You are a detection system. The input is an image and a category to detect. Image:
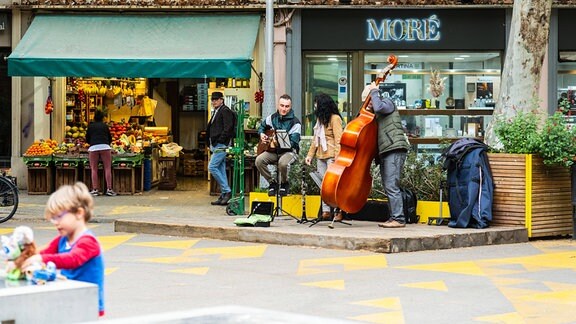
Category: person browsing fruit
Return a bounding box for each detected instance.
[86,110,117,197]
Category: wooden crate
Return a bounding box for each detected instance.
[158,157,177,190]
[27,166,54,195]
[113,166,137,195]
[488,153,573,238]
[55,167,80,189]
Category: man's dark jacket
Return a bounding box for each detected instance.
[207,104,235,146]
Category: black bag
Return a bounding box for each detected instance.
[401,188,419,224]
[346,200,390,222]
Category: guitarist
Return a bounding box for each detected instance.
[255,94,301,197]
[363,81,410,228]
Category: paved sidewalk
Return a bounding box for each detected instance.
[13,187,529,253]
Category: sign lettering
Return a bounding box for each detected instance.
[367,15,440,42]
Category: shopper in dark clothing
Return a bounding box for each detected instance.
[206,91,235,206]
[86,110,117,197]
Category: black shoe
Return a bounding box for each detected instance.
[279,182,289,196]
[211,194,223,205]
[267,182,278,196]
[219,192,232,205]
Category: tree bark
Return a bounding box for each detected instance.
[484,0,552,148]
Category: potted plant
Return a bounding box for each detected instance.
[490,108,576,237]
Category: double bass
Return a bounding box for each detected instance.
[321,54,398,213]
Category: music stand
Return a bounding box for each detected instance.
[270,130,299,222]
[307,170,352,228]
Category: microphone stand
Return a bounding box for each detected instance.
[297,163,313,224]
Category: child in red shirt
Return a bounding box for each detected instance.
[24,182,105,316]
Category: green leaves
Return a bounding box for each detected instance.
[495,110,576,167]
[535,112,576,167]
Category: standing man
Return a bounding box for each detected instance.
[363,82,410,228]
[255,94,301,196]
[207,91,235,206]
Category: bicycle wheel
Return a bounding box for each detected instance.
[0,176,18,223]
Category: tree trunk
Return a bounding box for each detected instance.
[484,0,552,148]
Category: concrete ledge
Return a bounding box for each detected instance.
[114,220,529,253]
[0,279,99,323]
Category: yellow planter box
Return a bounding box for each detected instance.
[417,201,450,224]
[248,192,322,218]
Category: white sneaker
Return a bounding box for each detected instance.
[105,189,118,197]
[89,189,100,196]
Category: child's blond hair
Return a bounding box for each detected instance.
[44,182,94,222]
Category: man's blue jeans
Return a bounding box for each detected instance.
[380,150,407,223]
[209,143,231,194]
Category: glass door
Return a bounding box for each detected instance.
[303,53,352,136]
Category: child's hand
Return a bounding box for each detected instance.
[22,254,42,269]
[305,157,312,165]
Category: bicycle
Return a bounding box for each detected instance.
[0,170,19,223]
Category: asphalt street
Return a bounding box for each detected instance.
[1,220,575,323]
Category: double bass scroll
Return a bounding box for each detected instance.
[320,54,398,214]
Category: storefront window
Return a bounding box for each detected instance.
[557,54,576,110]
[364,52,501,109]
[303,53,351,136]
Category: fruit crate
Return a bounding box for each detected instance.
[158,157,177,190]
[23,155,53,167]
[27,165,54,195]
[113,163,143,195]
[53,154,82,189]
[112,153,144,168]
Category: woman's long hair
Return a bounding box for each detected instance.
[314,93,341,127]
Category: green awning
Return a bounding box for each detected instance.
[8,14,260,78]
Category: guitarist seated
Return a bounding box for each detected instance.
[255,94,301,197]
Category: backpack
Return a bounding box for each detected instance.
[401,187,419,224]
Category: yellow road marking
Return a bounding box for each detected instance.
[170,267,210,275]
[140,256,209,264]
[98,235,136,251]
[182,245,267,259]
[398,261,486,276]
[0,228,12,234]
[128,239,200,250]
[105,267,118,275]
[107,206,164,215]
[401,280,448,292]
[349,311,404,324]
[300,279,345,290]
[474,312,524,323]
[297,255,387,276]
[352,297,402,310]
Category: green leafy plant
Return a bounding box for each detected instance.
[535,112,576,167]
[494,107,576,167]
[399,150,447,201]
[493,108,540,154]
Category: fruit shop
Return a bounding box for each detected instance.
[11,14,262,194]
